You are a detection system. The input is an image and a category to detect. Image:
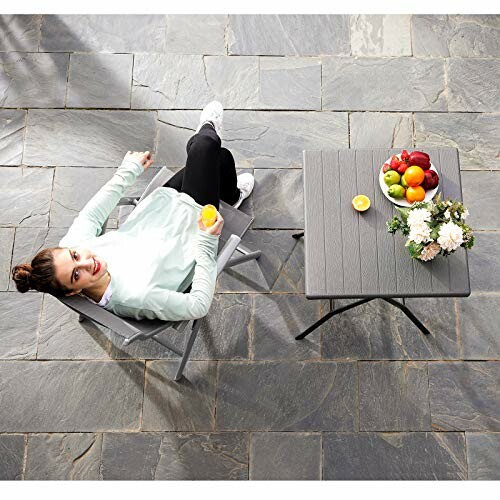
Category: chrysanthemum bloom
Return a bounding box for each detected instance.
[437,222,464,252]
[420,242,441,261]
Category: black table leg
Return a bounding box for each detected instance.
[382,298,431,336]
[292,232,304,239]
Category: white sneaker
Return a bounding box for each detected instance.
[233,173,254,209]
[196,101,223,138]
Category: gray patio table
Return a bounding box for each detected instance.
[294,148,471,340]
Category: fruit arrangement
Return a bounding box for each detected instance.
[382,150,439,205]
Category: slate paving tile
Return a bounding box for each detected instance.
[24,110,156,167]
[462,171,500,230]
[101,432,248,480]
[349,113,413,149]
[272,237,305,293]
[249,432,321,480]
[457,295,500,359]
[40,14,169,53]
[467,433,500,480]
[412,15,500,57]
[323,432,467,480]
[165,15,226,55]
[252,295,322,361]
[468,232,500,292]
[359,361,431,431]
[0,52,68,108]
[228,15,350,56]
[0,292,41,359]
[429,362,500,431]
[0,434,24,480]
[0,228,15,290]
[0,167,53,228]
[447,59,500,112]
[350,15,412,56]
[25,433,102,480]
[322,298,460,360]
[67,54,133,109]
[216,361,357,431]
[414,112,500,170]
[0,360,144,432]
[0,14,42,52]
[142,361,217,431]
[0,109,26,165]
[259,57,321,110]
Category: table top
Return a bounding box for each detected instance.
[303,148,470,299]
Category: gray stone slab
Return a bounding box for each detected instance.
[349,113,413,149]
[457,295,500,359]
[216,361,357,431]
[228,15,350,56]
[0,109,25,165]
[0,167,53,228]
[359,361,431,431]
[467,433,500,480]
[0,228,14,290]
[259,57,321,110]
[429,362,500,431]
[166,15,227,55]
[67,54,133,109]
[412,15,500,57]
[253,169,303,229]
[462,171,500,229]
[217,230,297,293]
[323,57,446,111]
[25,433,102,480]
[101,432,248,480]
[350,15,412,56]
[447,59,500,112]
[252,295,322,361]
[250,432,321,480]
[24,110,156,167]
[40,14,169,53]
[0,434,24,480]
[323,432,467,480]
[38,294,112,360]
[272,238,305,293]
[0,360,144,431]
[0,52,68,108]
[468,233,500,292]
[415,113,500,170]
[156,110,348,168]
[0,14,41,52]
[0,292,41,359]
[322,298,460,360]
[142,361,217,431]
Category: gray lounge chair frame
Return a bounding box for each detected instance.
[58,166,260,381]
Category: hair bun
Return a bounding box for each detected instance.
[12,264,33,293]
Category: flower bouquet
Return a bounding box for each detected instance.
[386,195,475,261]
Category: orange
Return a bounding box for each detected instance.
[403,166,425,187]
[201,204,217,227]
[352,195,371,212]
[406,186,426,204]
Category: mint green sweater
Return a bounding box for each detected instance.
[58,157,219,322]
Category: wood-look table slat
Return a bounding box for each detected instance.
[303,148,471,299]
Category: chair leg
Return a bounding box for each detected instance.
[78,314,85,323]
[174,320,202,382]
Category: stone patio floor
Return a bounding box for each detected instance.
[0,14,499,480]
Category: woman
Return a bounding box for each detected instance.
[11,101,254,322]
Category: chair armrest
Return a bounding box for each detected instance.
[216,234,241,276]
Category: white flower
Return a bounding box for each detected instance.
[444,209,451,220]
[409,222,432,244]
[408,208,431,228]
[420,242,441,261]
[461,208,469,220]
[437,222,464,252]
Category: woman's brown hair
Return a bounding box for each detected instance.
[11,247,72,297]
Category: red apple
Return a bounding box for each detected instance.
[421,170,439,190]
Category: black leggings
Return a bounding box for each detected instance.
[164,123,240,209]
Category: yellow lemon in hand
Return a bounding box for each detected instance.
[352,195,371,212]
[201,204,217,227]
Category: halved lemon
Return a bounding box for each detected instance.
[352,195,371,212]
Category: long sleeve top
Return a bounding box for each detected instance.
[58,157,219,322]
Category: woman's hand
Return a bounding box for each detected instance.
[125,151,153,169]
[198,211,224,236]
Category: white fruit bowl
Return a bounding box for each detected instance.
[379,154,440,207]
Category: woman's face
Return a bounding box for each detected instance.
[52,247,108,295]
